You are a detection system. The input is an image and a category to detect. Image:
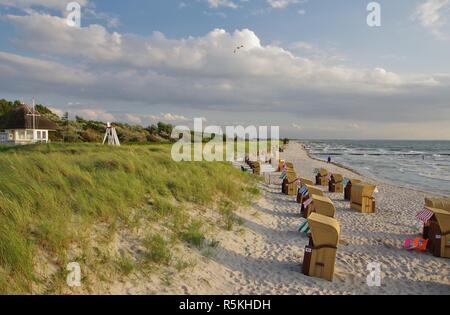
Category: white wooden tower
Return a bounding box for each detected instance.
[103,122,120,146]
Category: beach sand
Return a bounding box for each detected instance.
[106,141,450,295]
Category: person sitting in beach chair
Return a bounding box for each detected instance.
[350,183,377,214]
[344,178,362,201]
[310,195,336,218]
[329,174,344,193]
[315,168,329,186]
[302,213,340,282]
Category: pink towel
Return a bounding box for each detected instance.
[303,198,313,207]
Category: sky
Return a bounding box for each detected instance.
[0,0,449,139]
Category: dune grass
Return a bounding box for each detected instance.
[0,143,258,293]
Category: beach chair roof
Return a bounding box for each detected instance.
[425,198,450,213]
[305,184,324,197]
[300,177,314,186]
[308,213,340,247]
[332,174,344,182]
[311,194,336,218]
[352,183,376,197]
[286,162,294,169]
[319,168,328,176]
[429,207,450,234]
[349,178,362,184]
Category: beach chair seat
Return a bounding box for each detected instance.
[344,178,361,201]
[302,213,340,281]
[315,168,329,186]
[301,185,325,218]
[350,183,376,214]
[329,174,344,193]
[422,198,450,239]
[426,207,450,258]
[310,195,336,218]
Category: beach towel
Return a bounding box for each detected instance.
[303,198,313,207]
[416,207,434,223]
[298,220,310,234]
[404,237,428,252]
[299,186,308,195]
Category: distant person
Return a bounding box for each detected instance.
[327,156,332,164]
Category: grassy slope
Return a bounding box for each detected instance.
[0,144,258,293]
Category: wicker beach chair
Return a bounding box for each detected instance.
[344,178,362,201]
[296,178,315,203]
[302,213,340,281]
[310,195,336,218]
[329,174,344,193]
[350,183,377,214]
[301,185,325,218]
[315,168,329,186]
[422,198,450,239]
[425,207,450,258]
[252,161,261,176]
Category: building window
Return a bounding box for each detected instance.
[36,131,42,140]
[18,130,26,140]
[27,130,33,140]
[42,131,47,140]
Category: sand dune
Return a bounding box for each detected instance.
[109,142,450,295]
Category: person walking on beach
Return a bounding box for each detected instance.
[327,156,331,164]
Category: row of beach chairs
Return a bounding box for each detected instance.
[280,163,341,281]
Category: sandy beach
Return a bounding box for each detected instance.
[105,141,449,295]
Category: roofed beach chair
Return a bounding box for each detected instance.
[302,213,340,281]
[315,168,330,186]
[425,208,450,258]
[329,174,344,193]
[344,178,361,201]
[281,162,299,196]
[350,183,377,214]
[310,195,336,218]
[422,198,450,239]
[296,178,315,203]
[300,184,325,218]
[251,161,261,176]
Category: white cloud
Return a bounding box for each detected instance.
[0,11,449,139]
[148,113,190,123]
[206,0,239,9]
[267,0,299,9]
[413,0,450,39]
[0,0,89,11]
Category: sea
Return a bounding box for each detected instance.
[303,140,450,196]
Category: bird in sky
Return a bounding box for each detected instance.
[234,45,244,53]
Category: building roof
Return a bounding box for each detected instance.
[0,105,59,130]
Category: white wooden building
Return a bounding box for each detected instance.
[0,105,58,145]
